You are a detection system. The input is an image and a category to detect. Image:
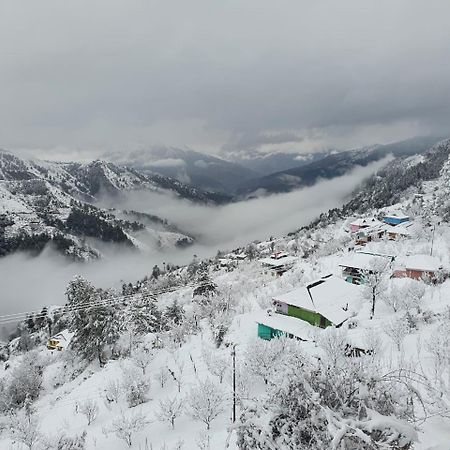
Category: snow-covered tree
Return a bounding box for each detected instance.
[403,280,426,312]
[66,276,122,366]
[186,378,226,430]
[157,396,184,429]
[317,328,348,369]
[43,431,87,449]
[123,368,150,407]
[208,310,232,348]
[1,352,43,411]
[129,296,163,336]
[154,366,169,388]
[362,257,390,318]
[202,346,229,383]
[236,354,418,449]
[385,318,409,351]
[109,411,148,447]
[167,353,185,393]
[79,399,99,426]
[381,282,404,313]
[104,379,122,404]
[244,338,288,384]
[164,299,184,327]
[8,407,42,450]
[130,344,153,375]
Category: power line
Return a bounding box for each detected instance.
[0,283,193,326]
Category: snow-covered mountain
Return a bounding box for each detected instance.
[236,136,443,197]
[105,147,258,193]
[0,151,208,259]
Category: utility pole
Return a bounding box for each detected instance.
[232,344,237,423]
[430,223,436,256]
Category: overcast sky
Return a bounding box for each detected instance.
[1,1,450,159]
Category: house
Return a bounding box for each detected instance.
[339,251,395,284]
[383,224,412,240]
[256,310,316,341]
[271,275,361,328]
[354,224,385,246]
[349,217,382,233]
[218,258,237,269]
[47,329,74,351]
[259,252,297,275]
[393,254,442,282]
[225,252,247,261]
[383,211,410,226]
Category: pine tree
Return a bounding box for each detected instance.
[152,265,161,279]
[164,299,184,327]
[66,276,121,365]
[25,315,35,333]
[129,296,163,335]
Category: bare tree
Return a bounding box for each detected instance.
[317,328,348,369]
[130,344,154,375]
[104,379,122,404]
[154,366,169,388]
[109,411,148,447]
[123,369,150,407]
[195,432,212,450]
[157,396,184,429]
[362,257,390,318]
[167,353,184,393]
[403,280,426,312]
[79,399,99,425]
[380,283,403,313]
[8,407,42,449]
[244,337,287,384]
[186,378,225,430]
[202,346,229,383]
[385,318,408,351]
[41,431,87,449]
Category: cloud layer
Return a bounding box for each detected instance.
[1,1,450,156]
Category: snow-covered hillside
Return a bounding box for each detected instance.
[1,141,450,449]
[0,151,201,259]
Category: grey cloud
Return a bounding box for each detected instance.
[222,132,305,153]
[0,1,450,155]
[148,158,186,168]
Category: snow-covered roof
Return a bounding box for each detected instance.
[339,251,394,271]
[256,311,317,341]
[382,224,412,236]
[259,255,297,268]
[349,218,383,227]
[383,211,409,220]
[270,251,290,259]
[396,254,442,272]
[50,329,74,344]
[273,275,361,325]
[226,252,247,260]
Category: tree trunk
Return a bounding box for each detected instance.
[371,286,376,319]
